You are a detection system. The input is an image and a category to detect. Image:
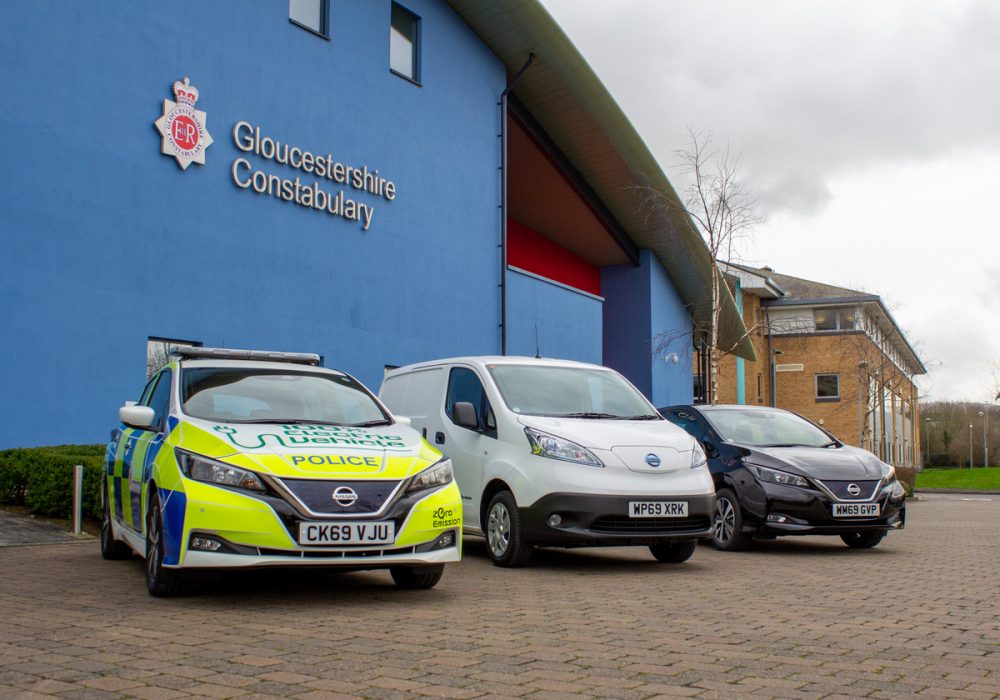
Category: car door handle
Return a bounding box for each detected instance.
[435,432,445,445]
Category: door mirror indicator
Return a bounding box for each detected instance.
[453,401,479,430]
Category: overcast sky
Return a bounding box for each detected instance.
[540,0,1000,404]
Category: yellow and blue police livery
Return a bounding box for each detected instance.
[102,347,461,596]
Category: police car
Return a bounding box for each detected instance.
[102,347,461,596]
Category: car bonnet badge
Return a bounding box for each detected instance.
[332,486,359,507]
[645,453,662,468]
[847,483,862,496]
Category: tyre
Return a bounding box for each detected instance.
[390,564,445,590]
[649,539,697,563]
[485,491,532,567]
[145,491,184,597]
[840,530,886,549]
[100,486,132,560]
[712,488,749,551]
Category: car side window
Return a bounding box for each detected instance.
[445,367,496,438]
[666,409,708,444]
[137,376,158,405]
[144,370,172,433]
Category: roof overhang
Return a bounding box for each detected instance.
[447,0,755,361]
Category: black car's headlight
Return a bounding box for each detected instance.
[175,448,266,492]
[880,463,897,484]
[747,464,809,488]
[405,458,453,495]
[525,427,603,467]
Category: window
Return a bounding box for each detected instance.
[757,373,763,403]
[664,409,709,444]
[143,371,173,433]
[816,373,840,401]
[390,3,420,83]
[289,0,328,38]
[814,307,856,331]
[446,368,496,436]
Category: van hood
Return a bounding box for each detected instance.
[518,415,698,473]
[174,418,437,479]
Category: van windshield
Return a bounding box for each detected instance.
[486,365,659,419]
[181,368,389,426]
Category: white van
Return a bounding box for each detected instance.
[379,356,715,567]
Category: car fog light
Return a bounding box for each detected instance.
[547,514,562,527]
[766,514,788,523]
[432,530,457,550]
[190,536,223,552]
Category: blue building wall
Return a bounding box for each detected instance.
[506,270,603,364]
[602,251,693,408]
[0,1,506,447]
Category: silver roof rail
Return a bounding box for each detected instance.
[168,346,321,366]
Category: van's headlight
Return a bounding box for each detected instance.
[525,427,603,467]
[175,449,266,492]
[690,443,708,469]
[747,464,809,488]
[405,459,453,495]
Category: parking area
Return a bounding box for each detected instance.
[1,498,999,699]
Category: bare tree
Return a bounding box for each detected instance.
[667,130,764,404]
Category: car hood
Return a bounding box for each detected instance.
[742,443,883,480]
[172,417,439,479]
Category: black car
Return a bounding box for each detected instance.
[658,404,906,550]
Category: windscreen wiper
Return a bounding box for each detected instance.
[556,412,622,419]
[624,414,662,420]
[240,418,345,425]
[348,419,393,427]
[758,443,815,448]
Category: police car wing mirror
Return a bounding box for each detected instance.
[120,404,155,429]
[394,415,412,426]
[453,402,479,430]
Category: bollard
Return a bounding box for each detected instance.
[73,464,83,535]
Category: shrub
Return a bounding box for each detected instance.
[0,445,105,519]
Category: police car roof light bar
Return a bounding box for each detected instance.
[169,346,321,366]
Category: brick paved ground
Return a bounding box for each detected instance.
[1,498,998,699]
[0,510,86,547]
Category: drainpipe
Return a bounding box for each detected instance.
[498,53,535,355]
[765,305,776,406]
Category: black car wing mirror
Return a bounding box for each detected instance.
[702,440,719,458]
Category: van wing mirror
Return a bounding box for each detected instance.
[394,415,412,426]
[453,401,479,430]
[120,404,155,429]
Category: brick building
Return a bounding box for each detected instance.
[706,263,926,476]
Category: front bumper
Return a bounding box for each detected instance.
[518,492,715,547]
[748,480,906,537]
[172,479,462,569]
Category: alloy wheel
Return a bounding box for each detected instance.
[714,497,736,545]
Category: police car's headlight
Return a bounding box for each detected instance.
[175,449,266,492]
[405,459,453,495]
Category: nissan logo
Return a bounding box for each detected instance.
[645,453,662,468]
[332,486,358,507]
[847,483,862,497]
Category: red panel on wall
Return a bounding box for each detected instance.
[508,219,601,296]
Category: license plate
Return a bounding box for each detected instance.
[298,521,395,546]
[832,503,880,518]
[629,501,688,518]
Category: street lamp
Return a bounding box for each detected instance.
[924,417,933,468]
[969,422,974,469]
[979,409,990,468]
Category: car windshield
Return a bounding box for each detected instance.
[486,364,658,419]
[180,368,389,425]
[702,408,833,447]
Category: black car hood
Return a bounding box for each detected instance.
[742,444,883,480]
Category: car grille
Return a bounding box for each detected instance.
[590,515,711,535]
[277,478,401,515]
[816,479,880,501]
